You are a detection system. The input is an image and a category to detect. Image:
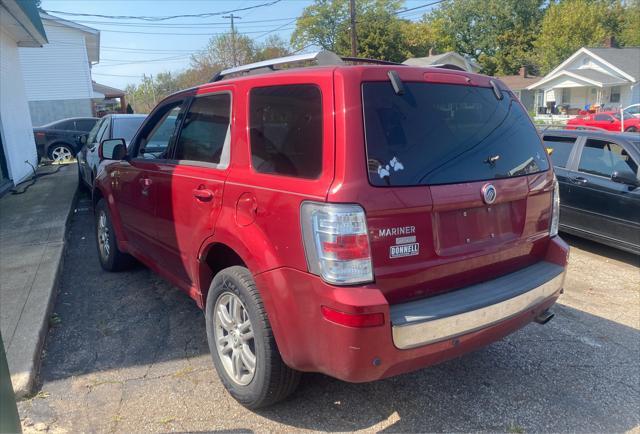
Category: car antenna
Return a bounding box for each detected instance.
[387,70,405,95]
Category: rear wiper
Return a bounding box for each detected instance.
[484,154,500,166]
[387,70,405,95]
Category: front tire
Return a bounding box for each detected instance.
[625,126,638,132]
[95,198,133,271]
[205,266,300,409]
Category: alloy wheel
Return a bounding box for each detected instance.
[51,146,73,163]
[214,292,256,385]
[97,210,110,259]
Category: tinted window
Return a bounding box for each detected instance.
[363,82,549,186]
[139,106,182,159]
[250,85,322,178]
[543,136,576,168]
[86,118,104,145]
[175,94,230,164]
[594,114,612,121]
[76,119,98,132]
[53,120,75,130]
[578,139,639,178]
[94,119,110,144]
[113,117,145,144]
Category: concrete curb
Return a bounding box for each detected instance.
[15,189,78,399]
[0,164,78,399]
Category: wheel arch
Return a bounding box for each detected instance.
[197,241,248,308]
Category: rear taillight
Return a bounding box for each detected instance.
[300,202,373,285]
[321,306,384,327]
[550,176,560,237]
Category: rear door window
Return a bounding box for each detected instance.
[543,136,576,168]
[113,117,145,144]
[362,82,549,186]
[76,119,98,132]
[249,84,322,179]
[174,93,231,165]
[578,139,639,178]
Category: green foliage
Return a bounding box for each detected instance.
[534,0,620,74]
[290,0,350,52]
[125,33,290,113]
[618,0,640,46]
[425,0,545,75]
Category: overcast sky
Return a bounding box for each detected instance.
[40,0,433,90]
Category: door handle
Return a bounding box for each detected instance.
[193,188,214,201]
[139,177,152,196]
[570,176,588,185]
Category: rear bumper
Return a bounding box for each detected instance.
[254,236,569,383]
[391,261,565,349]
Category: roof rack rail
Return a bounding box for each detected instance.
[210,50,343,82]
[209,50,464,82]
[430,63,467,71]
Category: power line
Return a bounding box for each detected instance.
[43,1,282,21]
[67,17,299,28]
[253,19,296,39]
[45,22,294,36]
[395,0,447,15]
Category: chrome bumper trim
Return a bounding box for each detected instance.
[391,270,565,350]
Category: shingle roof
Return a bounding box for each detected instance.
[92,81,125,98]
[571,68,628,85]
[496,74,540,90]
[587,48,640,81]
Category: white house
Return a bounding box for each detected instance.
[403,49,481,73]
[528,45,640,115]
[18,12,99,126]
[0,0,47,188]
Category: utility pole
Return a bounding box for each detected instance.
[223,14,241,67]
[349,0,357,57]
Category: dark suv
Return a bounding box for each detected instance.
[92,52,568,409]
[542,129,640,253]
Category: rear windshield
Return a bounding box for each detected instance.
[362,82,549,186]
[113,117,145,144]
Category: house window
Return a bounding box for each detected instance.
[610,86,621,103]
[562,88,571,103]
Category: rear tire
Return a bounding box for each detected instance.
[48,143,75,163]
[625,126,637,132]
[94,198,134,271]
[205,266,300,409]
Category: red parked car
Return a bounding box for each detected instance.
[92,52,568,409]
[567,111,640,132]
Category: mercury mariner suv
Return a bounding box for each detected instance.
[93,51,569,409]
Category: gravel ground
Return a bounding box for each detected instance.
[18,192,640,433]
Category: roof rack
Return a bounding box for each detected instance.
[209,50,411,82]
[209,50,467,82]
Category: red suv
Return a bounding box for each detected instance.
[93,52,569,409]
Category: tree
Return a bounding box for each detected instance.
[534,0,611,74]
[254,35,290,61]
[424,0,545,75]
[618,0,640,46]
[192,33,256,70]
[290,0,350,52]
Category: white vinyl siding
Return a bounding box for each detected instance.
[0,27,39,183]
[18,21,94,101]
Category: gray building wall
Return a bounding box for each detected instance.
[28,98,93,126]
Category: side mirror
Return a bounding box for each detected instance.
[611,170,640,188]
[99,138,127,161]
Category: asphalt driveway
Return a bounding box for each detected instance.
[18,190,640,433]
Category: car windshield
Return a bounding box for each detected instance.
[113,117,146,144]
[362,81,549,186]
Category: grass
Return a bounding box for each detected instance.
[507,423,525,433]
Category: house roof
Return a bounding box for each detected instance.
[92,81,125,98]
[571,68,628,85]
[403,51,481,71]
[586,48,640,81]
[39,12,100,63]
[528,47,640,90]
[496,74,540,91]
[0,0,47,46]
